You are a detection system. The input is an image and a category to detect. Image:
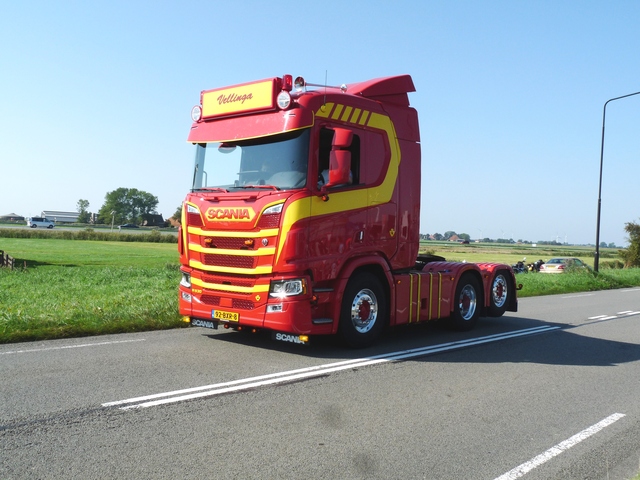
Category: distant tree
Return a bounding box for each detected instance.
[619,221,640,267]
[97,188,159,225]
[171,205,182,223]
[599,241,608,249]
[443,231,457,240]
[458,233,471,241]
[433,233,443,241]
[608,242,616,248]
[76,199,91,223]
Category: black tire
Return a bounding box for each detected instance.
[489,270,510,317]
[30,224,37,228]
[47,224,54,229]
[449,274,481,331]
[338,272,387,348]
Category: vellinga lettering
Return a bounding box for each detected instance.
[217,92,253,105]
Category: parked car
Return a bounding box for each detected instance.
[539,257,590,274]
[27,217,54,229]
[118,224,139,229]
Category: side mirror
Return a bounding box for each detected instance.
[326,150,351,187]
[319,128,353,195]
[332,128,353,149]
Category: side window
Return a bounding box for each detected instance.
[317,127,361,187]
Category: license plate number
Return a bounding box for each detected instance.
[212,309,239,322]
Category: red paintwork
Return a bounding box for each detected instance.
[178,75,517,339]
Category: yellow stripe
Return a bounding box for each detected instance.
[350,108,361,123]
[315,102,334,118]
[341,106,353,122]
[189,259,272,275]
[416,274,421,323]
[192,277,270,294]
[438,273,442,318]
[331,104,344,120]
[188,243,275,256]
[409,274,414,323]
[187,227,278,238]
[429,274,433,321]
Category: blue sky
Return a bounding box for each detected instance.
[1,1,639,246]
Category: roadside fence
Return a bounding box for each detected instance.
[0,250,17,270]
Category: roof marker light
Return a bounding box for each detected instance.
[282,74,293,92]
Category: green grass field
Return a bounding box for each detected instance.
[1,234,639,344]
[0,237,184,343]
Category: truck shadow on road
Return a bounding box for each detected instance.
[202,314,640,368]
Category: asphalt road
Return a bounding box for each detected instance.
[1,289,640,479]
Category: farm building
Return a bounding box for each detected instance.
[41,211,80,223]
[0,213,25,222]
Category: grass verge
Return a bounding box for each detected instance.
[0,238,184,343]
[1,237,639,344]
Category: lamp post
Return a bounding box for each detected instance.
[594,90,640,272]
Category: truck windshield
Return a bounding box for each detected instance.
[192,129,310,191]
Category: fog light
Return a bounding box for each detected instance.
[181,292,192,302]
[267,304,283,313]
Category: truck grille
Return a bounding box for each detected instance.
[200,294,254,310]
[203,255,255,269]
[187,213,203,227]
[257,214,280,229]
[203,237,252,250]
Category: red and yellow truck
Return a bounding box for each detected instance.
[178,74,518,347]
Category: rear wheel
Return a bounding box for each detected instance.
[339,272,387,348]
[489,271,510,317]
[449,274,481,331]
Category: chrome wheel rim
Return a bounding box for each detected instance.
[458,284,477,321]
[492,274,508,308]
[350,288,378,333]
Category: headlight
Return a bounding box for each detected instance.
[180,272,191,288]
[277,91,291,109]
[269,278,307,298]
[263,203,283,215]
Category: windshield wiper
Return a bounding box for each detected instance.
[192,187,229,193]
[235,185,281,191]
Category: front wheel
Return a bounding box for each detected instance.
[489,271,510,317]
[338,272,387,348]
[448,274,481,331]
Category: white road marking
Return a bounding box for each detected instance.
[586,312,640,322]
[0,339,146,355]
[494,413,626,480]
[104,326,559,410]
[561,293,595,299]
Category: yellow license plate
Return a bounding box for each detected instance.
[212,309,239,322]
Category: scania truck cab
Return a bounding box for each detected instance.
[178,74,517,347]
